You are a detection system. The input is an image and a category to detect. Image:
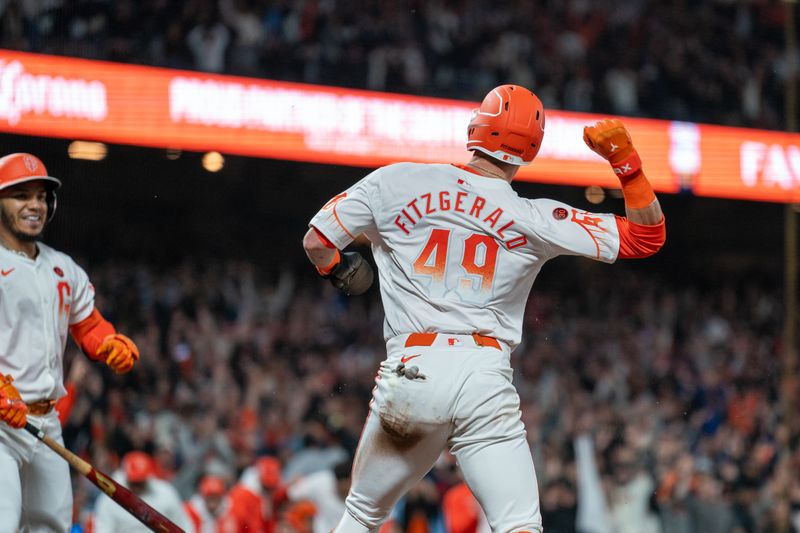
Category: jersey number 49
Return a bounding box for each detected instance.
[412,228,499,301]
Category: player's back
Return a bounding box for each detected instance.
[367,162,552,348]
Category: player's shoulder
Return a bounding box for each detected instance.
[526,197,574,213]
[512,197,577,230]
[381,161,441,172]
[371,163,456,192]
[376,162,452,179]
[37,242,76,267]
[38,243,88,275]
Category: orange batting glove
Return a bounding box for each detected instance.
[96,334,140,374]
[583,119,642,180]
[0,374,28,428]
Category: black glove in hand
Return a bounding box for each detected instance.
[329,252,374,296]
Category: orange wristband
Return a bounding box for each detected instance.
[610,149,642,178]
[316,249,341,276]
[619,170,656,209]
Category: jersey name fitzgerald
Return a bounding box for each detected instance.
[310,162,621,348]
[392,187,526,250]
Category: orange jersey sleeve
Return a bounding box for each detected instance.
[69,307,116,361]
[615,216,666,259]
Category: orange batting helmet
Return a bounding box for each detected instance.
[0,153,61,221]
[257,456,281,488]
[122,451,154,483]
[466,85,546,166]
[199,475,227,497]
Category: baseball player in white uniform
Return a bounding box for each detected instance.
[0,153,140,532]
[302,85,666,533]
[93,451,192,533]
[286,460,351,533]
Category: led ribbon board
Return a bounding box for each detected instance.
[1,49,798,203]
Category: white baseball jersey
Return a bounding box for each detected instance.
[186,493,229,533]
[0,242,95,400]
[287,469,346,533]
[310,162,621,348]
[94,476,192,533]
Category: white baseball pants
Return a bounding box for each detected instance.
[334,333,542,533]
[0,411,72,533]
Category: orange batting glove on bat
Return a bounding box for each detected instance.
[0,374,28,428]
[583,119,642,181]
[96,334,139,374]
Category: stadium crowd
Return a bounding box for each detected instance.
[3,0,799,531]
[54,258,798,533]
[0,0,791,130]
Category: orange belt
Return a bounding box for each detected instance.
[26,399,56,416]
[405,332,502,350]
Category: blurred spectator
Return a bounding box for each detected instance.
[607,445,660,533]
[441,480,489,533]
[286,458,351,533]
[279,500,317,533]
[46,256,795,533]
[186,4,230,73]
[219,0,263,75]
[185,474,230,533]
[94,451,192,533]
[225,456,287,533]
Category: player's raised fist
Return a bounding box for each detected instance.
[0,374,27,428]
[583,119,641,179]
[97,334,140,374]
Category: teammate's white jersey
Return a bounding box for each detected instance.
[186,493,228,533]
[0,242,94,400]
[287,469,346,533]
[310,162,621,348]
[94,476,192,533]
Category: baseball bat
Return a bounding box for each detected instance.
[23,422,184,533]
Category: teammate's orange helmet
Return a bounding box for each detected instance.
[256,456,281,488]
[0,153,61,220]
[466,85,545,166]
[199,475,227,497]
[122,451,154,483]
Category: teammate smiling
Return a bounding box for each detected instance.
[0,153,140,532]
